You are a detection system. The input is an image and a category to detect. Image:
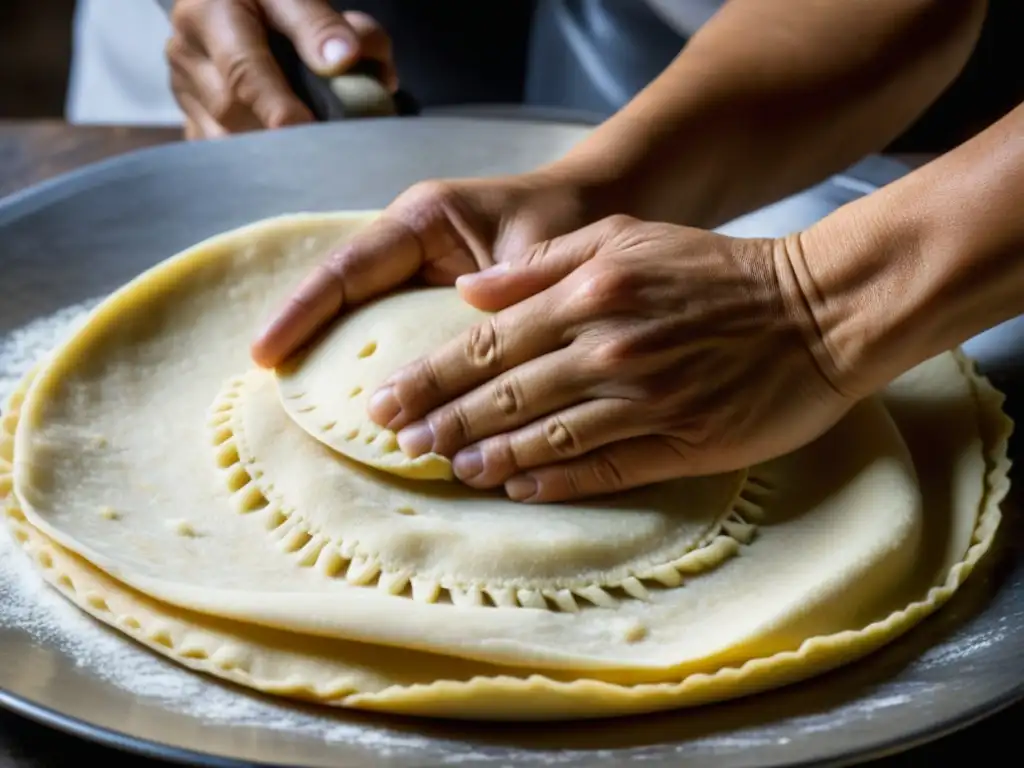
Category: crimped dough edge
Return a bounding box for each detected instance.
[0,346,1010,721]
[210,369,766,611]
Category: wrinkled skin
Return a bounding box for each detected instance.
[168,0,397,139]
[251,173,599,367]
[365,216,854,502]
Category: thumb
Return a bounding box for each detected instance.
[263,0,360,76]
[456,220,608,311]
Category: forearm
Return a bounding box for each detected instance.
[546,0,987,229]
[792,100,1024,396]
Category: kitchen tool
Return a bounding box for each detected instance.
[152,0,419,121]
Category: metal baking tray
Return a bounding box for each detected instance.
[0,116,1021,767]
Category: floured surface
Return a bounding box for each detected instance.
[0,345,1011,719]
[0,305,1013,738]
[0,211,1011,720]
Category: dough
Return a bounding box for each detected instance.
[276,287,491,480]
[2,348,1008,719]
[1,212,1011,719]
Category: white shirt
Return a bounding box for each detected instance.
[66,0,183,125]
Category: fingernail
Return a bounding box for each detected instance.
[321,38,351,68]
[505,475,538,501]
[453,449,483,481]
[456,262,510,288]
[368,387,401,426]
[479,262,512,276]
[398,422,434,458]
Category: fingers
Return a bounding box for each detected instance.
[392,347,593,460]
[342,12,399,91]
[195,0,313,129]
[506,435,689,503]
[175,90,230,139]
[371,216,626,435]
[251,216,426,368]
[368,288,571,435]
[252,180,480,368]
[451,398,644,488]
[455,216,614,311]
[168,36,259,134]
[261,0,360,75]
[170,1,398,135]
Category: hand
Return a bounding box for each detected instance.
[367,215,856,502]
[168,0,396,139]
[250,172,601,367]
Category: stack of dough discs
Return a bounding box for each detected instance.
[0,212,1011,720]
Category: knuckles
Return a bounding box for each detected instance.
[491,375,525,416]
[168,0,198,33]
[586,454,626,492]
[164,36,192,68]
[222,50,264,98]
[541,416,580,457]
[389,179,465,239]
[464,318,502,370]
[567,259,642,318]
[473,434,522,485]
[393,356,443,404]
[396,179,461,218]
[428,405,474,454]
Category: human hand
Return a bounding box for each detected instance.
[251,172,600,367]
[367,215,857,502]
[168,0,396,139]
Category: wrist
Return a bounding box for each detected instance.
[774,199,932,400]
[788,108,1024,399]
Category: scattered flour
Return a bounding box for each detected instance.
[0,303,428,753]
[916,627,1008,669]
[0,302,1005,766]
[0,302,590,765]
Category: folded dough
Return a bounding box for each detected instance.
[276,287,490,480]
[2,212,1011,719]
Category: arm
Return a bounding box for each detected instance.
[788,100,1024,397]
[546,0,988,229]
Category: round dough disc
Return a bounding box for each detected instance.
[8,212,987,681]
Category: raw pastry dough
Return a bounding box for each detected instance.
[1,348,1009,719]
[0,211,1011,720]
[232,367,751,598]
[276,287,491,480]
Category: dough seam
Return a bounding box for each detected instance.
[278,385,452,479]
[209,373,769,612]
[1,347,1011,720]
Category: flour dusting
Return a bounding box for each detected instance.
[0,302,1000,766]
[0,303,606,765]
[0,302,439,758]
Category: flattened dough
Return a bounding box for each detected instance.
[276,288,490,480]
[4,208,1011,708]
[1,342,1009,719]
[9,213,939,676]
[235,366,749,594]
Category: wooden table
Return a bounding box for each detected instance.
[0,120,1018,767]
[0,121,183,198]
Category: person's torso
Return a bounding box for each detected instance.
[66,0,714,123]
[67,0,1020,155]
